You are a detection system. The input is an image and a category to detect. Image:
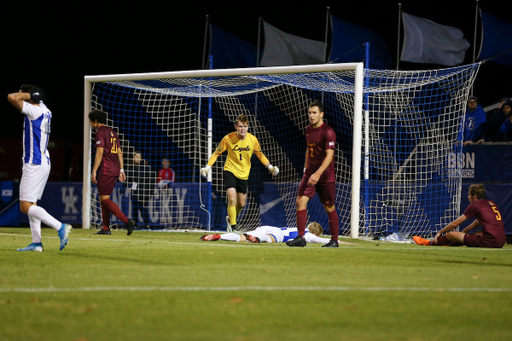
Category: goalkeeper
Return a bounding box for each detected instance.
[201,114,279,233]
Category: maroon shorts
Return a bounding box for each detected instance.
[463,233,505,248]
[297,176,336,206]
[97,174,118,196]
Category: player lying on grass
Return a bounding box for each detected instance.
[200,222,355,245]
[413,184,506,248]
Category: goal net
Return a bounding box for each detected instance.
[83,62,480,239]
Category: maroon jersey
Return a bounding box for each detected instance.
[305,122,336,183]
[95,125,121,176]
[463,199,506,246]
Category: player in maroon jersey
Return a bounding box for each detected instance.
[287,100,340,248]
[413,184,506,248]
[89,110,134,235]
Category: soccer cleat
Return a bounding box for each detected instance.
[58,223,72,251]
[413,236,431,246]
[17,242,44,252]
[322,240,339,248]
[95,229,111,235]
[200,234,221,241]
[244,234,260,243]
[126,219,135,236]
[286,236,307,247]
[225,216,232,233]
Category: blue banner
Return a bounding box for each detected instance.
[329,15,392,69]
[460,144,512,182]
[479,10,512,68]
[0,181,19,226]
[209,24,258,69]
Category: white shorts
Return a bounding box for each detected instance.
[20,163,51,202]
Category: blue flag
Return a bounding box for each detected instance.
[329,15,392,69]
[209,25,258,69]
[479,10,512,68]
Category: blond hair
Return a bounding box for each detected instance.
[235,114,249,126]
[306,222,323,236]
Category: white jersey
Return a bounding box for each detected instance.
[21,101,52,165]
[250,226,329,244]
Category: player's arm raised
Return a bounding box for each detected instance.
[7,92,31,112]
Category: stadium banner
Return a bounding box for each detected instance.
[10,180,512,235]
[0,181,19,226]
[18,182,83,225]
[460,145,512,181]
[260,21,326,66]
[329,15,392,69]
[478,10,512,68]
[401,12,469,66]
[209,24,259,69]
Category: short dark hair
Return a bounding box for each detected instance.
[309,100,325,113]
[20,84,38,94]
[88,110,108,124]
[468,184,486,199]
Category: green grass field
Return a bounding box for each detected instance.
[1,227,511,341]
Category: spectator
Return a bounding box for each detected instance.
[463,96,486,146]
[500,107,512,141]
[157,158,175,188]
[483,98,510,142]
[127,151,154,229]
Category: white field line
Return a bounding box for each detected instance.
[0,286,511,293]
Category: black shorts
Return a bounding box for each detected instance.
[223,171,248,194]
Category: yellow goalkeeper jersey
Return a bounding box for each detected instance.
[207,132,269,180]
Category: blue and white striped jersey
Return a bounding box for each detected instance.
[21,101,52,165]
[256,226,329,244]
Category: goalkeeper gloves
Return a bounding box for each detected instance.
[267,164,279,176]
[200,165,211,178]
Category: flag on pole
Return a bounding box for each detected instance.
[209,24,258,69]
[260,21,326,66]
[401,12,470,66]
[478,10,512,68]
[329,15,392,69]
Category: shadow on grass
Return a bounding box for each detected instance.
[59,251,179,266]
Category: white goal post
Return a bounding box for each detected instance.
[83,62,479,239]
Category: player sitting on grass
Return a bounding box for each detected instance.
[200,222,354,245]
[413,184,506,248]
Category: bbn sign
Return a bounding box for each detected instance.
[447,152,475,178]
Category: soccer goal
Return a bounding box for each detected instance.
[83,62,481,239]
